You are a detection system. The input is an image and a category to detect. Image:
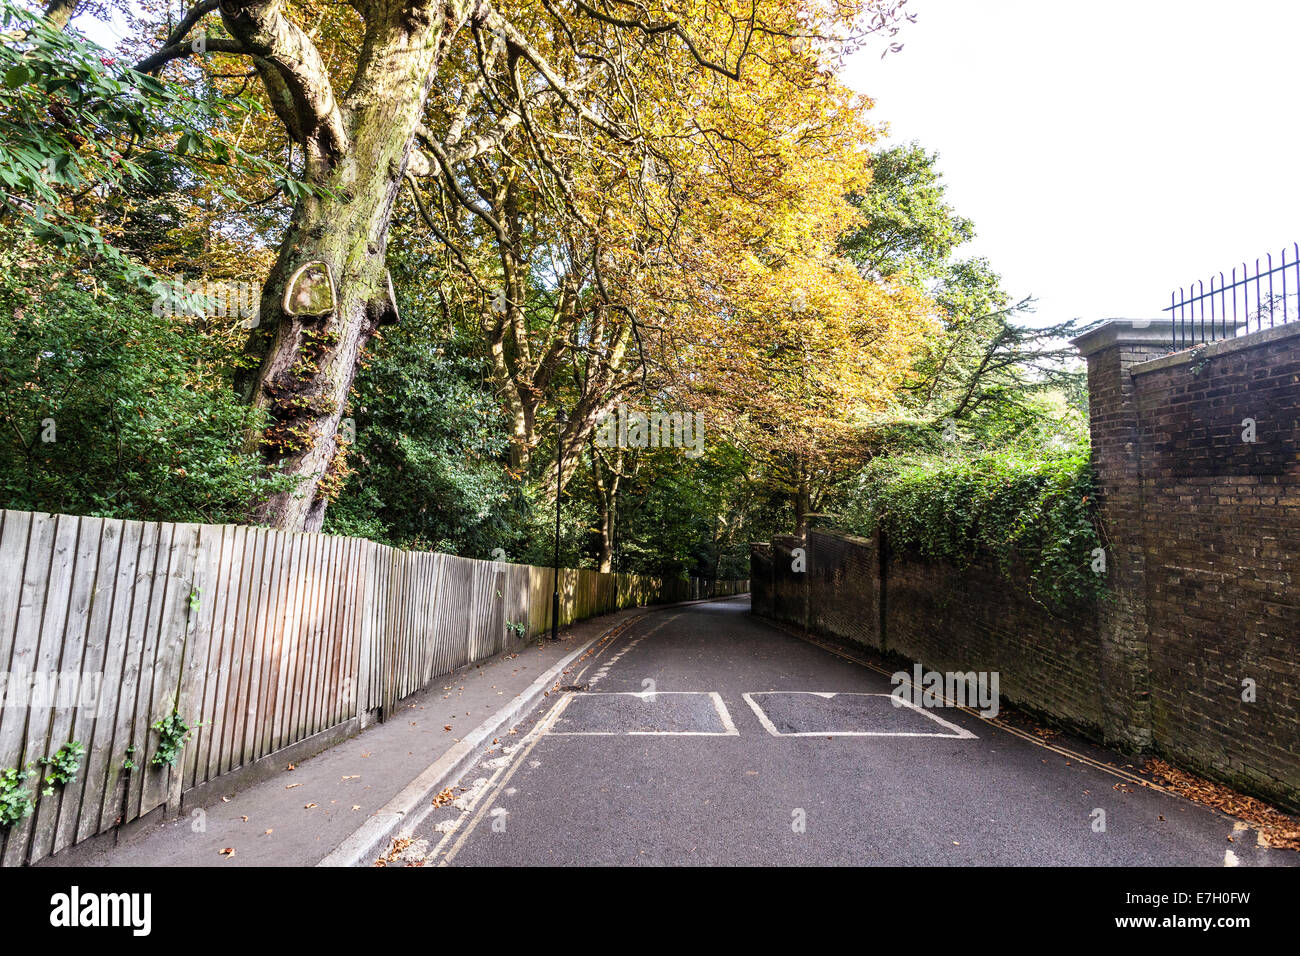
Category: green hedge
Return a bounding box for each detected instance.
[839,448,1105,611]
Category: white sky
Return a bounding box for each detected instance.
[842,0,1300,327]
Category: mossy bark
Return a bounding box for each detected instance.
[235,2,467,532]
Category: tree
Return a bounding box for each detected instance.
[0,0,285,287]
[841,141,973,285]
[85,0,916,533]
[841,140,1086,456]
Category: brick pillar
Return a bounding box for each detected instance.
[1072,319,1172,751]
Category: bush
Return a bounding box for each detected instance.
[838,446,1104,611]
[0,234,292,522]
[323,323,535,558]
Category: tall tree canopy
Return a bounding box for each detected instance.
[15,0,910,532]
[5,0,1087,574]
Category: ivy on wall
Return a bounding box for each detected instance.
[838,448,1106,613]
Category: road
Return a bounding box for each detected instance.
[394,599,1297,867]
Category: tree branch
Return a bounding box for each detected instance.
[217,0,349,159]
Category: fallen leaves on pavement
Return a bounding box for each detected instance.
[1145,758,1300,850]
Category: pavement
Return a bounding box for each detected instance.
[380,598,1300,867]
[40,606,648,867]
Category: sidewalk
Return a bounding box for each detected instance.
[40,606,654,868]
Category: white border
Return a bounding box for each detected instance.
[545,691,739,736]
[742,692,977,739]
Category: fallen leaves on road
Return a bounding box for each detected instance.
[219,847,234,857]
[443,725,452,731]
[431,787,456,808]
[304,803,317,809]
[286,783,301,789]
[342,775,360,780]
[240,815,248,822]
[264,829,273,835]
[1144,758,1300,850]
[374,837,411,867]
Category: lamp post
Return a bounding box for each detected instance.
[551,408,567,641]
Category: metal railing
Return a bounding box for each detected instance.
[1165,242,1300,350]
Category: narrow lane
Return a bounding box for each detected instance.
[404,600,1296,867]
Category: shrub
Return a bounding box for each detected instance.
[839,446,1104,611]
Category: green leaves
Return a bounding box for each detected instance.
[3,63,34,88]
[0,766,36,828]
[0,229,296,524]
[38,741,86,794]
[841,448,1105,612]
[175,131,202,156]
[0,0,303,292]
[151,713,197,768]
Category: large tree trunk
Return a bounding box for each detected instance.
[241,199,391,532]
[233,1,464,531]
[794,478,811,538]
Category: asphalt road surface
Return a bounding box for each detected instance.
[397,599,1298,867]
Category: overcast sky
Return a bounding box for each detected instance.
[843,0,1300,327]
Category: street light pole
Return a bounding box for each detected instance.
[551,409,567,641]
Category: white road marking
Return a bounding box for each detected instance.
[1224,848,1239,867]
[742,692,978,739]
[582,614,677,688]
[544,691,740,736]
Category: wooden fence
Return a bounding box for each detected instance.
[0,508,747,865]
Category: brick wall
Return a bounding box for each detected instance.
[749,542,773,618]
[1122,323,1300,805]
[755,530,1106,738]
[884,552,1107,734]
[770,535,807,629]
[807,530,881,650]
[750,320,1300,812]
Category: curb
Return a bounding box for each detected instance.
[317,596,746,867]
[317,615,636,867]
